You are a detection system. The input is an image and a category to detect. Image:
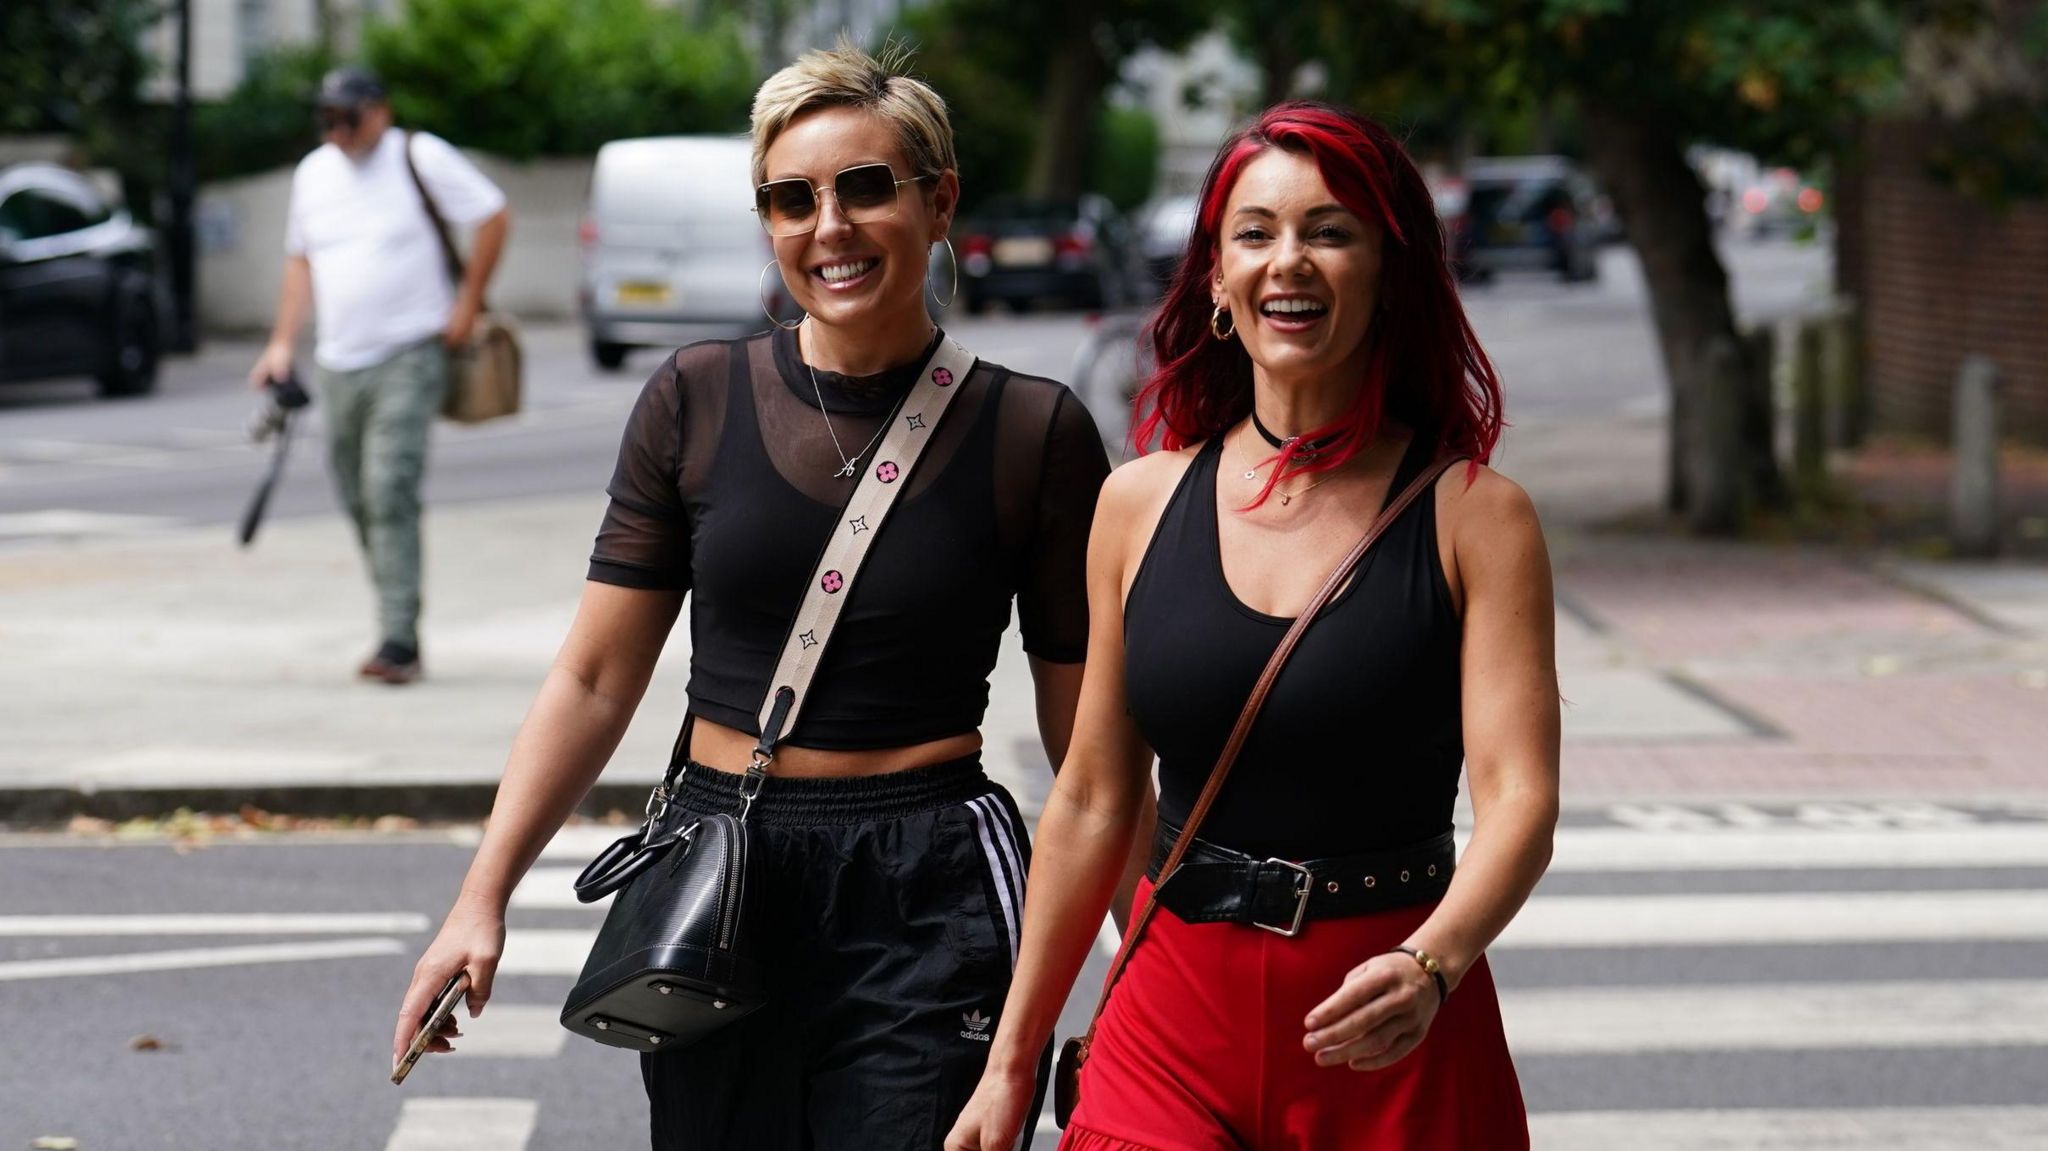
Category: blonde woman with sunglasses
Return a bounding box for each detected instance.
[392,40,1113,1149]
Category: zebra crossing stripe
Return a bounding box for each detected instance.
[442,1005,568,1059]
[1502,979,2048,1053]
[1497,889,2048,948]
[1543,826,2048,872]
[498,929,598,976]
[0,913,429,936]
[508,867,600,910]
[0,938,403,982]
[384,1099,537,1151]
[1529,1106,2048,1149]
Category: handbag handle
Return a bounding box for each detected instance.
[1073,451,1466,1055]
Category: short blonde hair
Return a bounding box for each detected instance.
[750,37,957,187]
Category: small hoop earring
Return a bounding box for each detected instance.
[1210,304,1235,341]
[928,237,958,310]
[759,260,804,331]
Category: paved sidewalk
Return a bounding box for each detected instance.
[4,452,2045,823]
[3,357,2046,820]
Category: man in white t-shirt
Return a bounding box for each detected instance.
[248,68,510,684]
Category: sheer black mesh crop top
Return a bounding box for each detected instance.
[587,326,1110,750]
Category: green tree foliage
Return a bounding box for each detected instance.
[891,5,1040,213]
[891,0,1203,205]
[898,0,1209,200]
[363,0,756,158]
[194,45,332,181]
[1092,103,1163,212]
[0,0,155,161]
[1218,1,1941,531]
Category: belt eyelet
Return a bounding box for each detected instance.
[1363,875,1376,888]
[1400,869,1411,883]
[1428,864,1438,877]
[1325,880,1340,894]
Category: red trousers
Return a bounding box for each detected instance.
[1061,881,1528,1151]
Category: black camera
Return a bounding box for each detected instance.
[248,372,312,443]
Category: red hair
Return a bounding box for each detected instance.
[1131,101,1503,503]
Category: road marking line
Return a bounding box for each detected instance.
[498,929,597,975]
[509,867,604,910]
[1499,890,2048,948]
[1096,914,1120,961]
[1543,826,2048,872]
[384,1099,537,1151]
[445,1005,567,1059]
[1530,1106,2048,1150]
[1504,979,2048,1053]
[0,510,186,538]
[538,825,631,862]
[0,938,403,982]
[0,913,429,936]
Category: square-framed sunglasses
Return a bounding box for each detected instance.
[754,163,937,237]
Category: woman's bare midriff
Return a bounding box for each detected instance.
[686,717,985,778]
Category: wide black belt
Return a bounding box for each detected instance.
[1146,820,1456,937]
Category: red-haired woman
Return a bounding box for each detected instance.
[948,101,1558,1150]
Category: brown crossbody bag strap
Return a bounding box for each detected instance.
[1055,452,1465,1122]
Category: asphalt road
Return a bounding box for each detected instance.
[0,241,1833,542]
[5,799,2048,1149]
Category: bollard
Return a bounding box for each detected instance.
[1792,321,1827,496]
[1821,304,1862,449]
[1950,354,2001,557]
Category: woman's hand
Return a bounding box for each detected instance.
[391,900,506,1069]
[1302,950,1442,1071]
[943,1062,1041,1151]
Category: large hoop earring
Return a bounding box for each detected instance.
[928,237,958,310]
[759,260,804,331]
[1210,304,1235,341]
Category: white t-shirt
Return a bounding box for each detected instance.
[285,128,506,371]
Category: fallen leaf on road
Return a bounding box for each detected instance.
[130,1034,163,1051]
[67,815,114,835]
[1861,654,1903,677]
[33,1137,80,1150]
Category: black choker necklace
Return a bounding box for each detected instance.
[1251,410,1340,458]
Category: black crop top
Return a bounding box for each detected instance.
[1122,433,1463,859]
[587,327,1109,750]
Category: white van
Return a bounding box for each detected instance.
[579,135,799,370]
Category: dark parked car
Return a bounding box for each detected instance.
[1448,157,1602,284]
[0,164,160,397]
[956,195,1149,313]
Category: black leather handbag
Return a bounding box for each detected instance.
[560,794,766,1050]
[557,337,978,1053]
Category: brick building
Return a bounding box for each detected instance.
[1853,2,2048,445]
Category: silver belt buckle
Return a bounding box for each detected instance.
[1253,858,1313,937]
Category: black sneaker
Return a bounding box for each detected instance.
[358,642,422,685]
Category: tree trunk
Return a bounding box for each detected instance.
[1581,101,1781,532]
[1259,33,1303,106]
[1027,6,1106,200]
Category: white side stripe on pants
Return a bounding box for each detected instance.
[967,795,1026,967]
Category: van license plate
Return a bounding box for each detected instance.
[615,282,672,306]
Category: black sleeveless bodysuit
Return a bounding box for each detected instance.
[1123,433,1463,859]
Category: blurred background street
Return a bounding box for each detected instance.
[5,0,2048,1148]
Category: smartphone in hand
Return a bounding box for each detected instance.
[391,971,470,1085]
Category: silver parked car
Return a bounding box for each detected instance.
[0,164,160,397]
[579,136,797,371]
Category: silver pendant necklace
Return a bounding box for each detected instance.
[806,347,891,480]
